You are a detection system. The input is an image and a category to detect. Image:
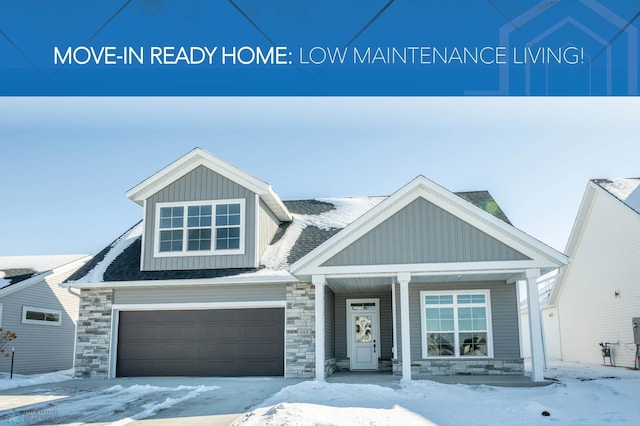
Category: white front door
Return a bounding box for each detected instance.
[348,299,380,370]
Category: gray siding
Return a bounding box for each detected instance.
[258,199,281,262]
[334,292,393,360]
[114,284,286,305]
[325,287,336,359]
[395,281,520,360]
[0,274,79,374]
[323,198,529,266]
[142,165,257,271]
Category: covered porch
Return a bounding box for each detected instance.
[313,267,549,382]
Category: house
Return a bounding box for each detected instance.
[0,254,91,374]
[546,178,640,369]
[63,148,568,381]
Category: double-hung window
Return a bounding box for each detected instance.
[156,199,244,256]
[420,290,492,358]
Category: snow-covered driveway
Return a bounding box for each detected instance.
[0,376,300,425]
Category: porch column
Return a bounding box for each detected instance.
[525,268,544,382]
[398,272,412,381]
[391,280,398,359]
[312,274,326,381]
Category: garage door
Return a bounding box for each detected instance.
[116,308,284,377]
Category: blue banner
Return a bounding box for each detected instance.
[0,1,637,95]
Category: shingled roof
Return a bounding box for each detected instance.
[67,191,510,283]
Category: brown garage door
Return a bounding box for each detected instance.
[116,308,284,377]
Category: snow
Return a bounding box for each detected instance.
[0,369,74,390]
[261,197,385,269]
[1,362,639,425]
[71,222,143,283]
[0,254,88,273]
[598,178,640,201]
[235,362,640,426]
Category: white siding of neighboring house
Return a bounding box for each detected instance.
[521,306,561,361]
[0,260,85,374]
[555,190,640,368]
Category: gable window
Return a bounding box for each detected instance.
[22,306,62,326]
[420,290,492,358]
[155,199,245,256]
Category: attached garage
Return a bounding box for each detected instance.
[116,308,284,377]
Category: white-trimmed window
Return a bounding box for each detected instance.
[420,290,492,358]
[22,306,62,326]
[155,199,245,257]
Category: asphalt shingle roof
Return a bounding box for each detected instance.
[67,191,510,284]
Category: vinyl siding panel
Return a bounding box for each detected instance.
[142,165,257,271]
[334,292,393,360]
[395,281,519,360]
[258,199,281,262]
[323,198,529,266]
[556,191,640,368]
[0,272,79,374]
[113,284,286,305]
[325,287,336,359]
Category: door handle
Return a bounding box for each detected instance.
[373,339,376,353]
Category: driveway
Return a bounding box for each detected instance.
[0,376,303,425]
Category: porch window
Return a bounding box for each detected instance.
[420,290,492,358]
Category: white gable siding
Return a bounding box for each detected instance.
[556,191,640,368]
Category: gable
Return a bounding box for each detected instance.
[142,165,258,271]
[322,197,529,267]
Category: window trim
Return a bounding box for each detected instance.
[420,290,493,359]
[21,306,62,326]
[153,199,246,257]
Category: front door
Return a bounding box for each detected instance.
[347,299,379,370]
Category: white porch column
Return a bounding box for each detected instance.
[398,272,412,381]
[391,280,398,359]
[312,274,326,381]
[525,268,544,382]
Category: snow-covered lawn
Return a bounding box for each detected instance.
[0,362,638,425]
[0,369,74,391]
[234,362,640,426]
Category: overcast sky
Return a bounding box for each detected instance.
[1,97,638,256]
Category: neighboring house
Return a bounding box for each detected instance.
[63,148,568,382]
[0,254,91,374]
[546,178,640,369]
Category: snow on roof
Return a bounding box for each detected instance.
[71,222,143,284]
[0,254,88,272]
[261,197,385,269]
[594,178,640,213]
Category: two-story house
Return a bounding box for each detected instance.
[65,148,568,382]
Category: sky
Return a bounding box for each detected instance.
[0,96,638,256]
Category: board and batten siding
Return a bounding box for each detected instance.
[556,191,640,368]
[142,165,257,271]
[334,292,393,360]
[258,199,281,261]
[393,281,520,360]
[323,198,529,266]
[113,284,287,305]
[0,273,79,374]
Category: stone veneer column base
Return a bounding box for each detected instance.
[392,359,525,378]
[285,283,316,379]
[75,288,114,379]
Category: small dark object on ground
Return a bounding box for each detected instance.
[541,411,550,417]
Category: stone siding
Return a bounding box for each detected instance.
[285,282,316,378]
[75,288,113,378]
[393,358,525,378]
